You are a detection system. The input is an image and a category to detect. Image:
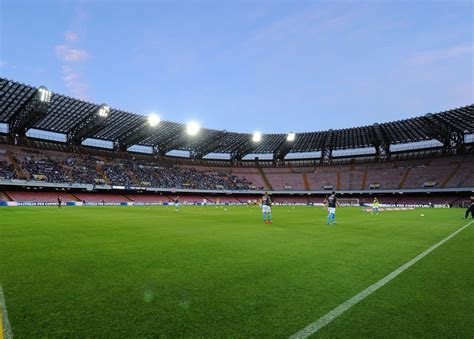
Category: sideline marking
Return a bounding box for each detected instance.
[0,284,12,339]
[290,221,473,339]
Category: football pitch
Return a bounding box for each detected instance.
[1,205,473,338]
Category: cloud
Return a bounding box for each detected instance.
[55,28,89,99]
[61,65,88,99]
[0,60,7,68]
[54,0,90,100]
[411,45,473,65]
[55,44,89,62]
[64,31,79,42]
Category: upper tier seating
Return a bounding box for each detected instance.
[263,168,305,190]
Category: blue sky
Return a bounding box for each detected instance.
[1,0,472,133]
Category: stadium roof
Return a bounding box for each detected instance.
[1,77,473,159]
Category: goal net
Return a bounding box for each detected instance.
[338,198,360,206]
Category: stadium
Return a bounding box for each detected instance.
[1,1,473,338]
[0,78,473,206]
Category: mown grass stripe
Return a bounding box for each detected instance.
[290,221,473,339]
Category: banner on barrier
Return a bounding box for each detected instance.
[66,201,84,206]
[0,201,18,206]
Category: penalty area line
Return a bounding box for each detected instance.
[0,284,12,339]
[290,220,473,339]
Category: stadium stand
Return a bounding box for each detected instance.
[0,144,473,191]
[0,145,473,189]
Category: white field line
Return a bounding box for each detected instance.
[0,284,12,339]
[290,220,473,339]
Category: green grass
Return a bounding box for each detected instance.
[1,205,472,338]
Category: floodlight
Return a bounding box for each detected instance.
[186,121,200,136]
[252,131,262,142]
[97,104,110,118]
[287,132,295,142]
[37,86,52,103]
[148,113,161,127]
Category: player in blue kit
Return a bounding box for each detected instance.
[325,191,339,225]
[262,192,272,224]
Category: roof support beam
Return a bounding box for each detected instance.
[320,130,334,164]
[68,104,110,145]
[371,123,391,161]
[192,131,229,159]
[423,113,465,155]
[114,121,152,152]
[230,139,254,161]
[8,86,52,139]
[156,135,189,156]
[273,139,294,161]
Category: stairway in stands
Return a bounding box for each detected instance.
[398,167,411,189]
[71,193,82,202]
[0,191,13,201]
[257,167,273,191]
[126,169,141,186]
[123,195,135,202]
[441,164,461,187]
[59,162,74,182]
[7,152,28,179]
[361,169,368,189]
[96,163,110,184]
[303,173,310,190]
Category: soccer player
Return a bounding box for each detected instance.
[372,197,380,214]
[262,192,272,224]
[464,196,474,219]
[174,196,180,211]
[325,191,339,225]
[57,196,62,208]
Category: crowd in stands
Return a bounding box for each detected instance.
[102,161,134,186]
[0,160,16,179]
[19,155,71,183]
[0,152,254,190]
[121,160,252,189]
[66,156,102,184]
